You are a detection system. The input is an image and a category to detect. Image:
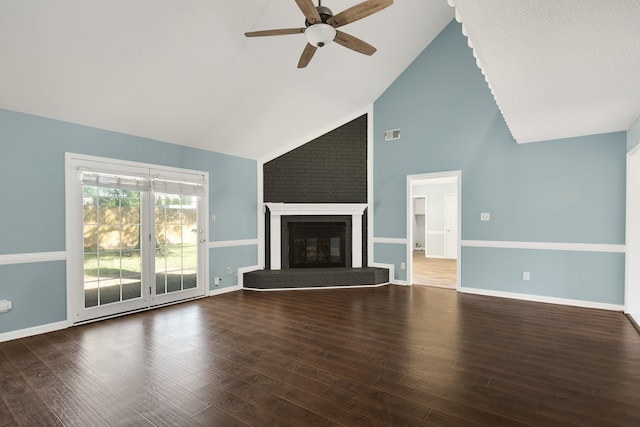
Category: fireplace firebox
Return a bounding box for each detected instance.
[289,222,346,268]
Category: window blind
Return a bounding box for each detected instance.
[152,175,205,197]
[79,170,150,191]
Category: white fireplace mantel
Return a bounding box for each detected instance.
[265,203,367,270]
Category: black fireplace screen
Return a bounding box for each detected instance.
[289,222,346,268]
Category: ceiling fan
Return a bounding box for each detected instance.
[245,0,393,68]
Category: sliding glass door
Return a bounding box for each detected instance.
[66,155,208,323]
[83,186,146,310]
[150,170,206,306]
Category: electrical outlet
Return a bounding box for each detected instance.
[400,262,406,270]
[522,272,530,281]
[214,277,221,285]
[0,300,12,314]
[480,212,491,221]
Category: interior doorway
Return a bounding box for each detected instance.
[407,171,461,289]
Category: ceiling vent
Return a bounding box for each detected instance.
[385,129,401,141]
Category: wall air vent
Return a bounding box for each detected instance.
[385,129,400,141]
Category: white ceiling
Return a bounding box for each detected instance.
[449,0,640,144]
[0,0,452,160]
[1,1,638,162]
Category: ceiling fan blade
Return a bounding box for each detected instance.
[298,43,317,68]
[334,31,376,56]
[327,0,393,28]
[295,0,321,24]
[245,28,305,37]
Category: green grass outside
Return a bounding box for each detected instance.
[84,245,197,278]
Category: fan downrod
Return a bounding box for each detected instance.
[304,4,334,28]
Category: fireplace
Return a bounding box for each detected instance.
[288,221,347,268]
[281,215,352,268]
[265,203,367,270]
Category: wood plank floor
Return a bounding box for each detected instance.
[413,251,457,288]
[2,286,640,426]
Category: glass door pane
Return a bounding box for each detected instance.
[153,192,203,305]
[83,186,143,309]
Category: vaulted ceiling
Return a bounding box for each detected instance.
[1,1,638,161]
[448,0,640,144]
[0,0,453,160]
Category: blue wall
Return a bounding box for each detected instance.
[373,21,626,304]
[0,108,257,334]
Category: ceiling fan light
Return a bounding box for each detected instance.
[305,23,336,47]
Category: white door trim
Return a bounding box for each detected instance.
[406,171,461,290]
[626,144,640,323]
[411,196,426,251]
[444,193,458,260]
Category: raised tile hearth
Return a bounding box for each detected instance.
[251,202,388,290]
[243,267,389,290]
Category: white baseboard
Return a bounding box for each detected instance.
[627,312,640,327]
[378,263,408,285]
[369,262,404,285]
[208,284,242,297]
[0,320,68,343]
[238,265,261,287]
[460,287,624,311]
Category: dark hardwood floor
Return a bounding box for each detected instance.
[2,285,640,426]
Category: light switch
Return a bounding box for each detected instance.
[480,212,490,221]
